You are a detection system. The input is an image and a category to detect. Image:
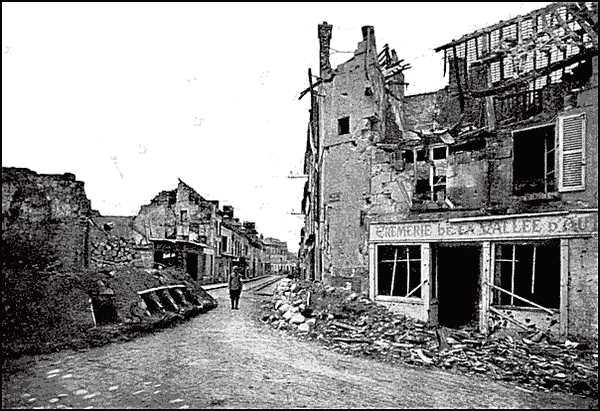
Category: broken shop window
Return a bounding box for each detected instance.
[377,245,422,298]
[513,125,556,195]
[493,241,560,310]
[338,116,350,135]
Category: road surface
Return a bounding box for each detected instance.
[2,276,594,409]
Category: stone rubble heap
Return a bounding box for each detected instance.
[260,279,598,398]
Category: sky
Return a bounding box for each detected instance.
[2,2,550,252]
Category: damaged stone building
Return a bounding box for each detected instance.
[299,2,598,340]
[1,167,216,346]
[134,179,288,282]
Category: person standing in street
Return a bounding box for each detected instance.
[228,266,243,310]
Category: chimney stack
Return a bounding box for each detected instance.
[318,21,333,77]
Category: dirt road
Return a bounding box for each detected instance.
[2,276,594,408]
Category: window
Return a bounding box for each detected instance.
[222,236,228,253]
[414,147,447,203]
[377,245,422,298]
[338,117,350,135]
[493,242,560,309]
[513,125,556,195]
[432,146,447,160]
[180,210,188,222]
[402,150,414,163]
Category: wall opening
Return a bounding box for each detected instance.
[91,296,118,325]
[185,252,198,280]
[436,244,481,328]
[338,116,350,135]
[513,125,556,195]
[376,245,422,297]
[493,241,560,309]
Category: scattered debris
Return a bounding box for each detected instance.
[260,279,598,398]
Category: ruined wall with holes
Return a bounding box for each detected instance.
[133,189,177,241]
[1,167,92,271]
[567,237,598,340]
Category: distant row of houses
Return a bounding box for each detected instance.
[132,179,297,283]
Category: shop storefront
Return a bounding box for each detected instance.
[368,210,598,338]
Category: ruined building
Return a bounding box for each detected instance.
[299,2,598,340]
[134,179,287,282]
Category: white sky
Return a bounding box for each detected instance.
[2,2,549,252]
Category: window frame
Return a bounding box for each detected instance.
[375,243,424,302]
[511,122,557,196]
[492,241,560,310]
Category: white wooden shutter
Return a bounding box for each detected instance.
[558,113,586,192]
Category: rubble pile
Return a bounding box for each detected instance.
[2,266,217,359]
[260,279,598,398]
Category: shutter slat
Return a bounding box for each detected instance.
[558,114,586,192]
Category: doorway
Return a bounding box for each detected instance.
[436,244,481,328]
[185,252,199,280]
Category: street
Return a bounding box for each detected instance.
[2,276,594,409]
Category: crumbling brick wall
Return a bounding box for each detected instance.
[1,167,92,271]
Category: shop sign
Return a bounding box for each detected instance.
[370,212,598,242]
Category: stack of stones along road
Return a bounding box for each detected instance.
[2,266,217,360]
[260,279,598,399]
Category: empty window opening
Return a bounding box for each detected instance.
[222,236,229,253]
[180,210,188,222]
[402,150,414,163]
[432,146,448,160]
[416,149,428,162]
[338,117,350,135]
[377,245,422,298]
[415,178,431,201]
[493,242,560,309]
[435,244,481,328]
[91,296,118,325]
[513,125,556,195]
